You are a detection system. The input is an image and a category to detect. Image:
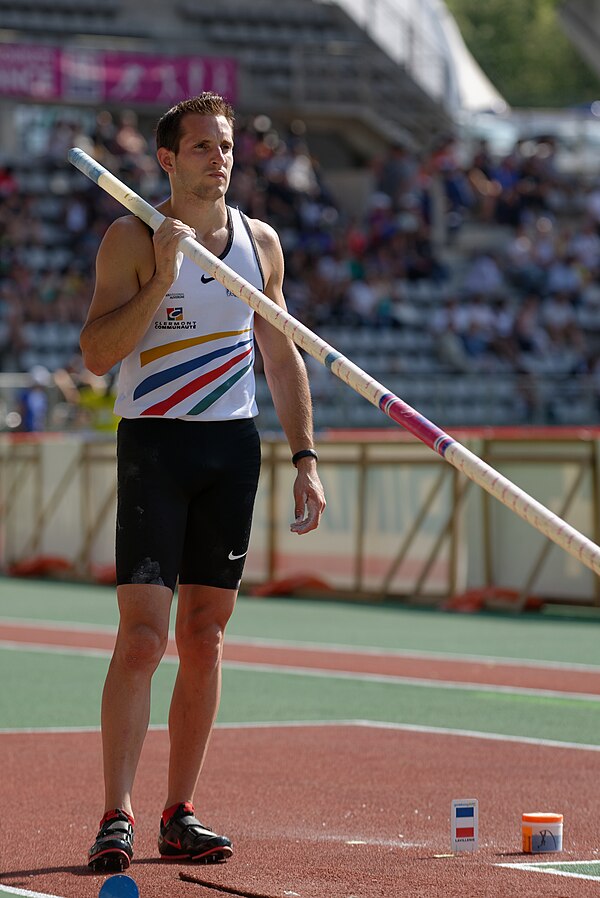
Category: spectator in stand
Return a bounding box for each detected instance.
[55,364,120,432]
[489,297,519,366]
[91,110,119,160]
[111,110,148,161]
[529,217,558,289]
[64,193,90,240]
[512,293,549,364]
[462,251,505,297]
[542,292,585,353]
[494,152,521,193]
[430,296,473,373]
[504,224,545,292]
[465,139,503,222]
[18,365,51,432]
[0,164,18,197]
[431,135,475,231]
[3,106,600,429]
[454,293,501,368]
[373,143,418,212]
[405,221,447,282]
[569,219,600,273]
[466,293,496,343]
[346,273,381,326]
[584,180,600,226]
[545,251,582,298]
[495,183,526,228]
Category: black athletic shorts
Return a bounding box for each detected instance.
[116,417,261,592]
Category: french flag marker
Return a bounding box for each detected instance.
[451,798,479,852]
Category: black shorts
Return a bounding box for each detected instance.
[116,417,261,592]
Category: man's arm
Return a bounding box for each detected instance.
[251,219,326,534]
[80,216,194,375]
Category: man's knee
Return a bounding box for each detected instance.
[176,617,225,673]
[116,622,168,672]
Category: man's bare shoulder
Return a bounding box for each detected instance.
[244,216,281,253]
[101,214,154,256]
[103,213,152,238]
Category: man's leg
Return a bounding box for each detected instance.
[89,582,172,871]
[155,583,236,863]
[101,583,173,814]
[165,583,236,807]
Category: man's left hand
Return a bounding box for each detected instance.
[290,468,326,534]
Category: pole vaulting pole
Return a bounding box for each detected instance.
[68,146,600,578]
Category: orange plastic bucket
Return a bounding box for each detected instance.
[522,812,563,853]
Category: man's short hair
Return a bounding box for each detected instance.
[156,93,235,153]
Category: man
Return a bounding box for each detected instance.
[81,93,326,873]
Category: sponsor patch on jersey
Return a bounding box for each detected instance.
[155,307,197,330]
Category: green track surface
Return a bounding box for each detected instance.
[1,578,600,743]
[533,862,600,876]
[499,861,600,881]
[0,578,120,628]
[2,645,600,745]
[2,577,600,664]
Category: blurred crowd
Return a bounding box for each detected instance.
[2,107,600,430]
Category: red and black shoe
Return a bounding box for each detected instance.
[158,802,232,863]
[88,809,135,873]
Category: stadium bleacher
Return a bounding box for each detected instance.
[1,0,600,431]
[2,123,600,431]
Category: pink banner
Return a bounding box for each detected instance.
[0,43,237,105]
[0,44,60,100]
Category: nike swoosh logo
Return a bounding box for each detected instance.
[201,274,214,284]
[228,550,247,561]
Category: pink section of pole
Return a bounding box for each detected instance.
[379,394,454,455]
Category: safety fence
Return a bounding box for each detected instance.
[0,428,598,607]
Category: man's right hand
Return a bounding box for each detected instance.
[152,218,196,287]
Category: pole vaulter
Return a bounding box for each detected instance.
[68,147,600,579]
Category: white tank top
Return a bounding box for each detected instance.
[114,206,263,421]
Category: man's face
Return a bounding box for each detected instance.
[164,113,234,200]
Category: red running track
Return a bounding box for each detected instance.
[1,622,600,897]
[1,726,600,897]
[2,620,600,694]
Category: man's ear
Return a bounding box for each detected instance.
[157,147,175,173]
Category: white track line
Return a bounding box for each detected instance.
[230,718,600,752]
[497,862,600,882]
[0,617,117,634]
[0,641,113,660]
[221,659,600,702]
[2,617,599,672]
[227,635,600,673]
[2,719,600,752]
[2,639,600,703]
[0,885,66,898]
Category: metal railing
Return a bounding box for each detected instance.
[0,430,598,606]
